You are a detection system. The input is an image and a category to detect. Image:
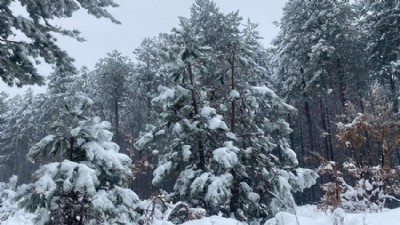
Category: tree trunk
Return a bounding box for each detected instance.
[337,58,347,108]
[390,73,399,113]
[320,99,331,160]
[229,169,239,218]
[187,62,206,169]
[301,74,316,154]
[114,99,121,146]
[299,121,305,167]
[230,48,236,133]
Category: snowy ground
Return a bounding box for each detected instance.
[266,205,400,225]
[2,205,400,225]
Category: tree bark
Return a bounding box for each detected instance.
[390,73,399,113]
[302,91,315,153]
[320,99,331,160]
[187,62,206,169]
[337,58,347,108]
[114,99,120,145]
[230,48,236,133]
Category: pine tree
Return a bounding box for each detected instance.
[362,0,400,112]
[16,95,139,225]
[0,68,91,183]
[273,0,367,167]
[136,0,317,222]
[130,36,170,133]
[0,0,120,87]
[89,50,134,147]
[0,89,42,183]
[124,37,171,197]
[0,92,8,139]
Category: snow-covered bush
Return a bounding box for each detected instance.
[137,192,207,225]
[316,154,344,211]
[15,95,140,225]
[316,153,400,212]
[332,208,344,225]
[0,175,18,221]
[341,161,400,212]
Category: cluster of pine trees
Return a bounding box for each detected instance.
[1,0,400,224]
[273,0,400,207]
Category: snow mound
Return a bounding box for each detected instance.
[0,210,34,225]
[182,216,246,225]
[4,205,400,224]
[266,205,400,225]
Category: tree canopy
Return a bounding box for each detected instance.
[0,0,120,87]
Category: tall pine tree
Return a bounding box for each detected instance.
[136,0,317,222]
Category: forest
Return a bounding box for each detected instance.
[1,0,400,225]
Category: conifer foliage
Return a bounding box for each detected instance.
[16,96,139,225]
[0,0,120,87]
[136,0,317,222]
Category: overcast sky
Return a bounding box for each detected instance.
[1,0,286,96]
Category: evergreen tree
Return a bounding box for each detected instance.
[0,89,41,183]
[16,95,139,225]
[0,0,120,87]
[130,36,170,133]
[124,39,172,197]
[273,0,366,166]
[89,50,134,146]
[0,68,89,183]
[362,0,400,112]
[136,0,317,222]
[0,91,8,132]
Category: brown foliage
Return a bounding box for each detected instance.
[337,87,400,168]
[313,152,342,211]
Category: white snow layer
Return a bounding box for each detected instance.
[251,86,277,97]
[5,205,400,225]
[182,145,192,161]
[200,106,229,130]
[152,161,173,186]
[265,205,400,225]
[230,90,240,99]
[212,141,239,169]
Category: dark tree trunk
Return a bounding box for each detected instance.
[390,73,399,113]
[304,99,314,152]
[230,48,236,133]
[320,99,331,161]
[114,100,119,136]
[301,73,316,154]
[187,63,206,169]
[337,58,347,108]
[299,121,306,167]
[229,169,239,218]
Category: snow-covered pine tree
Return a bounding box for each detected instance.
[0,68,91,184]
[0,92,8,163]
[0,0,120,87]
[126,37,172,197]
[272,0,368,178]
[16,95,139,225]
[360,0,400,113]
[136,0,318,223]
[0,89,42,183]
[89,51,134,147]
[0,92,7,122]
[130,36,170,134]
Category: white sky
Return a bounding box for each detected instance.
[1,0,285,96]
